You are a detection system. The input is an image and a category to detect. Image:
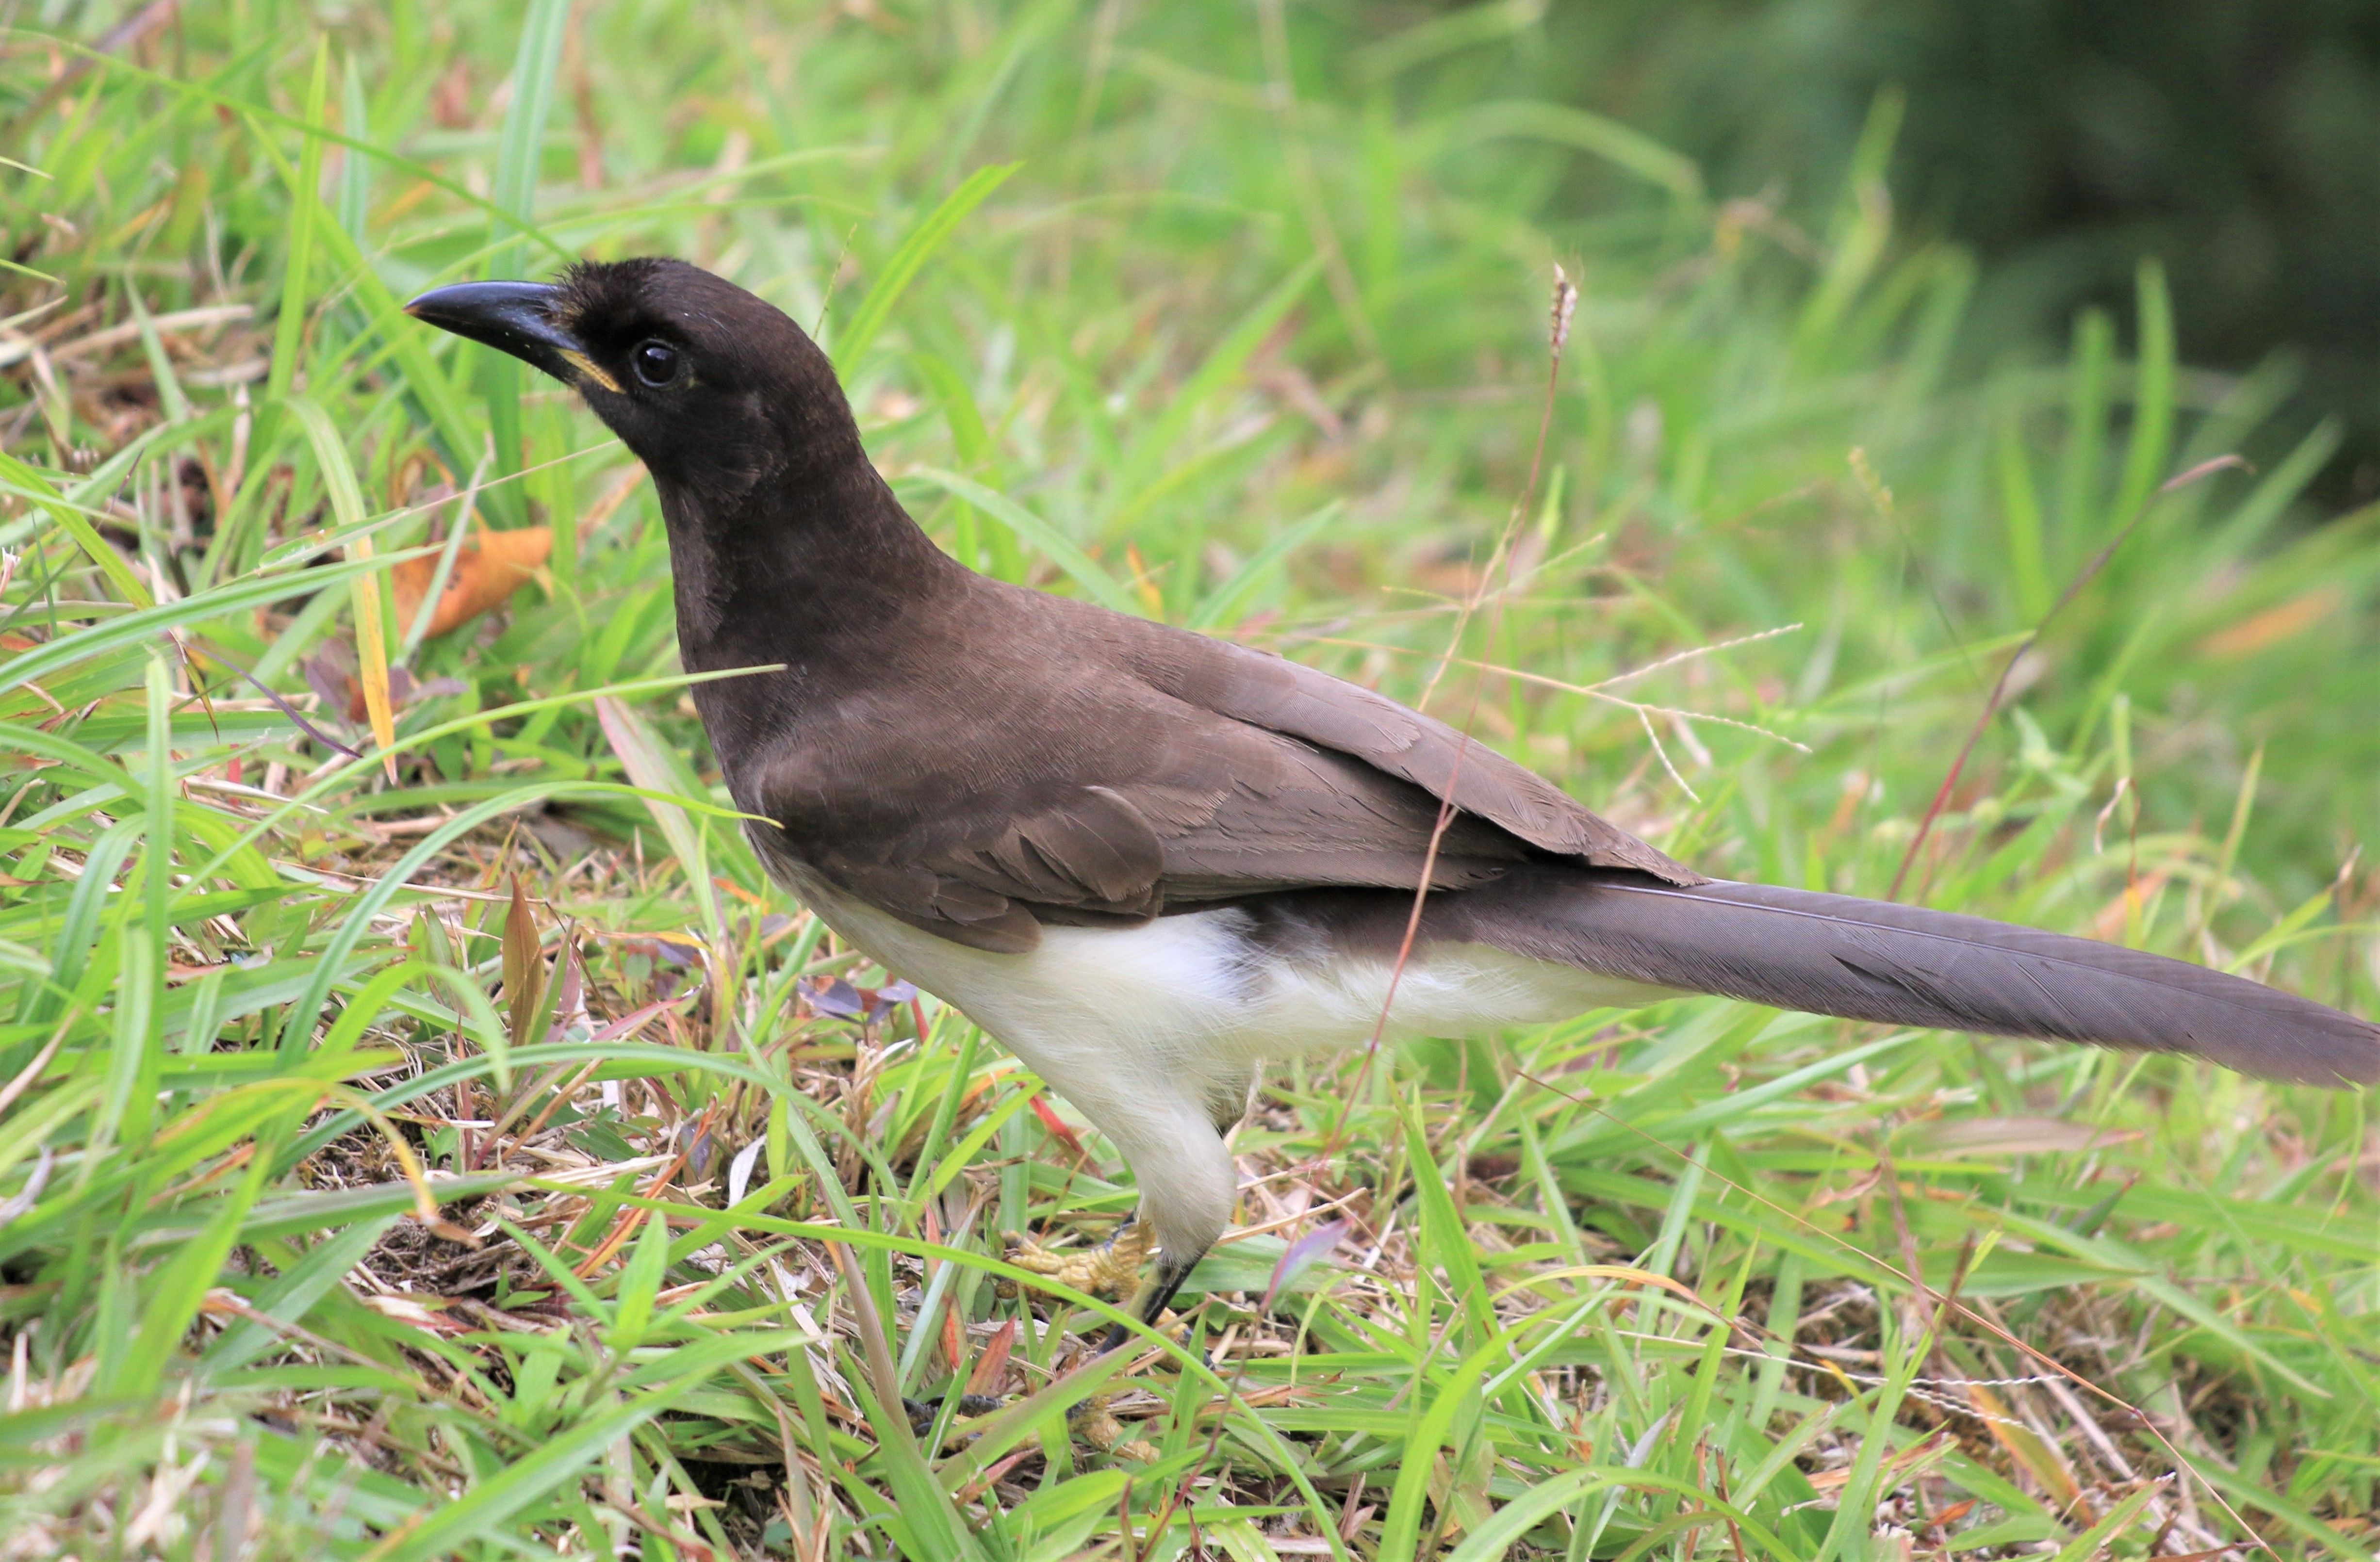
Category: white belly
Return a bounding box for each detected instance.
[779,864,1668,1107]
[766,858,1675,1262]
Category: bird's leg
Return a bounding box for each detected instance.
[1006,1217,1205,1353]
[1012,1092,1236,1353]
[1099,1248,1202,1355]
[1006,1214,1158,1298]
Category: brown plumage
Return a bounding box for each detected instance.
[408,259,2378,1328]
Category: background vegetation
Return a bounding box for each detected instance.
[0,0,2373,1557]
[1541,0,2380,512]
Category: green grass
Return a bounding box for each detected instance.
[0,2,2374,1557]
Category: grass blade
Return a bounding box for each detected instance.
[0,449,154,608]
[832,162,1019,374]
[369,1376,702,1562]
[593,693,726,941]
[256,41,328,456]
[483,0,572,482]
[1182,501,1337,630]
[1106,253,1323,518]
[2110,258,2175,530]
[1434,99,1703,199]
[908,468,1138,614]
[288,396,396,768]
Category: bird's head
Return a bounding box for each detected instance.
[405,258,858,507]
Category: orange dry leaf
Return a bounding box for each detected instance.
[2196,586,2344,658]
[966,1318,1017,1396]
[391,526,553,640]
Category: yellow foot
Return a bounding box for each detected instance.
[1072,1393,1160,1464]
[1005,1219,1157,1297]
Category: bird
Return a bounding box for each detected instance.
[407,258,2378,1337]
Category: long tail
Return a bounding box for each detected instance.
[1452,868,2379,1087]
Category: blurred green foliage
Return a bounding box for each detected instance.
[1510,0,2380,504]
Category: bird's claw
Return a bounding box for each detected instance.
[1005,1218,1157,1297]
[914,1387,1156,1461]
[1068,1392,1160,1463]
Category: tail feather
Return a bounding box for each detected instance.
[1454,869,2379,1087]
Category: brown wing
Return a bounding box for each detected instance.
[1089,598,1702,884]
[746,680,1535,953]
[739,580,1696,953]
[816,785,1167,952]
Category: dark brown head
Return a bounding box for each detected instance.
[406,259,860,511]
[406,257,953,682]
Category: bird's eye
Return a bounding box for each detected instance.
[632,339,681,387]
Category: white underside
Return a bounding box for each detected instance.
[778,862,1674,1264]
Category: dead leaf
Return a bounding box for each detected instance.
[1800,1429,1956,1494]
[966,1318,1017,1396]
[503,874,548,1048]
[2197,586,2344,658]
[1926,1499,1976,1530]
[392,525,552,640]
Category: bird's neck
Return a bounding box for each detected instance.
[654,446,962,685]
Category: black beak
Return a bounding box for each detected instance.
[404,280,612,390]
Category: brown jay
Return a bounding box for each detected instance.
[409,259,2378,1333]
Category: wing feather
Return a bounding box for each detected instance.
[1104,609,1702,884]
[741,582,1700,952]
